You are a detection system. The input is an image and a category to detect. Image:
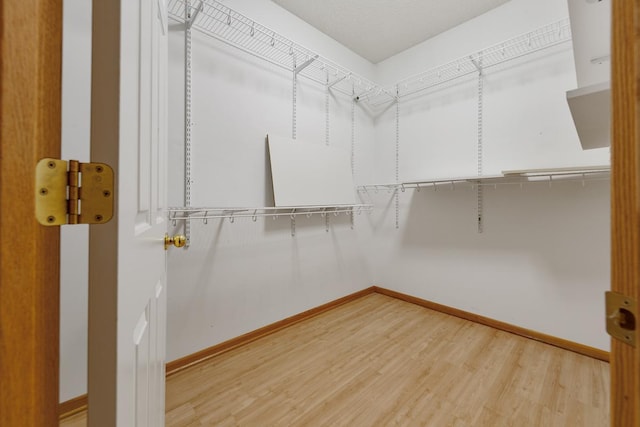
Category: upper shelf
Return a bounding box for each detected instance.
[168,1,572,107]
[167,0,394,105]
[388,18,572,104]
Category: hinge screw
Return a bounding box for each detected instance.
[96,166,104,173]
[103,190,111,197]
[39,188,48,195]
[47,161,55,169]
[95,215,103,221]
[47,216,55,223]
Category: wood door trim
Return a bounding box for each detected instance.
[611,0,640,425]
[0,0,62,425]
[373,287,610,362]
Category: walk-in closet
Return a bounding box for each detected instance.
[46,0,631,425]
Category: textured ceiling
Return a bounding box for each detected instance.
[271,0,511,63]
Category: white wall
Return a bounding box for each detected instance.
[60,0,91,402]
[165,5,377,362]
[370,0,610,350]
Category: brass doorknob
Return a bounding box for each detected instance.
[164,233,186,250]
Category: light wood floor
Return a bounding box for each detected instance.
[61,293,610,426]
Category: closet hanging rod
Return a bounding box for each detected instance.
[168,204,374,222]
[357,168,610,192]
[167,0,393,104]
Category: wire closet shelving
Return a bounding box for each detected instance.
[165,1,587,236]
[168,204,373,224]
[380,18,573,105]
[358,166,610,194]
[167,0,395,105]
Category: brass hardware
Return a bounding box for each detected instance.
[165,234,187,250]
[605,291,637,347]
[35,158,114,226]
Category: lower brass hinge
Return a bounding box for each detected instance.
[35,158,114,226]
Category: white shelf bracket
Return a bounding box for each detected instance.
[328,74,348,88]
[470,56,483,74]
[294,55,319,76]
[186,0,203,29]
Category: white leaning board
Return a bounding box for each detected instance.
[267,135,357,207]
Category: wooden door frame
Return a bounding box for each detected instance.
[611,1,640,425]
[0,0,62,426]
[87,1,120,424]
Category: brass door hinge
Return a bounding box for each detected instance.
[35,158,114,226]
[605,291,637,347]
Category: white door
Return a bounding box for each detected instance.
[88,0,169,425]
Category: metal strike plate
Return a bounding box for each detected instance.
[35,158,114,226]
[605,291,637,347]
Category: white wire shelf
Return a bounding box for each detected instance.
[379,18,572,105]
[168,204,373,223]
[358,166,610,193]
[167,0,394,105]
[168,1,571,107]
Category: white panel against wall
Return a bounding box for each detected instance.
[268,135,356,207]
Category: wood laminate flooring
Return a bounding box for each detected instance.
[61,293,610,426]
